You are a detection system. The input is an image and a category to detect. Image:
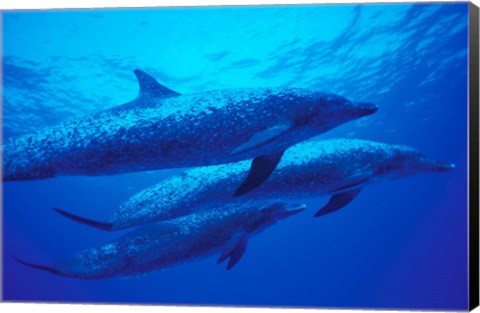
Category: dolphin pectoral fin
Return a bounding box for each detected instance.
[218,230,249,270]
[217,231,247,264]
[233,151,285,197]
[13,256,59,275]
[231,123,292,155]
[226,238,247,271]
[314,188,362,217]
[52,208,113,231]
[133,69,181,99]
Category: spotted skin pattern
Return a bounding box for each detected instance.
[3,84,376,181]
[19,202,304,279]
[102,139,453,230]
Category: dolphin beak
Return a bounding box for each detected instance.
[353,102,378,116]
[276,203,306,219]
[419,156,456,172]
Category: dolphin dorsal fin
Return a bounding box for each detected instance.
[133,69,181,99]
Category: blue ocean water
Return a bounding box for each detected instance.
[1,2,470,310]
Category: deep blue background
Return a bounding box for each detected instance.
[2,3,470,310]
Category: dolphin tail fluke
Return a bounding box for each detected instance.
[234,150,284,197]
[52,208,113,231]
[13,256,59,275]
[314,188,362,217]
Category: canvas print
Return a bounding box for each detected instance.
[1,2,477,310]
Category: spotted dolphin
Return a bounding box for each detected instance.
[54,139,454,231]
[2,69,377,195]
[14,202,305,279]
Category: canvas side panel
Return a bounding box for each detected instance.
[469,2,479,311]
